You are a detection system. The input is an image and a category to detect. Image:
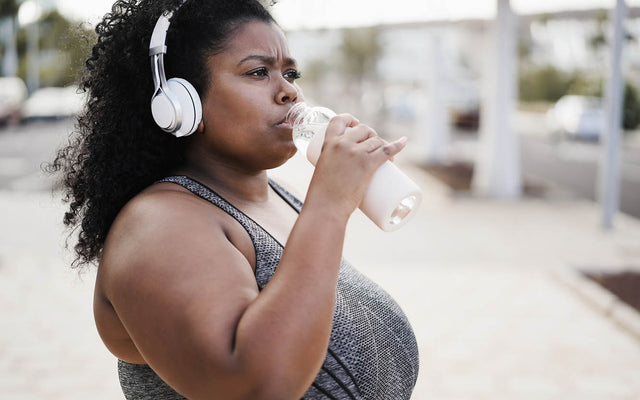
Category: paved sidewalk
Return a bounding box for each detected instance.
[1,152,639,399]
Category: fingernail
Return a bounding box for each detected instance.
[398,136,408,144]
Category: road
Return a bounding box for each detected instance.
[0,119,73,192]
[448,110,640,219]
[514,110,640,219]
[520,133,640,219]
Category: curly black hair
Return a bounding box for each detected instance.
[48,0,276,269]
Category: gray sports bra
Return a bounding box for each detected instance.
[118,175,419,399]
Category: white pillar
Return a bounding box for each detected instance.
[472,0,522,198]
[424,29,450,164]
[26,20,39,93]
[599,0,627,230]
[1,17,19,77]
[18,0,42,93]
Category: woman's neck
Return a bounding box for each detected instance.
[178,156,270,204]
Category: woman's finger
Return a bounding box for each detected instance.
[341,124,378,144]
[376,136,407,159]
[324,114,359,139]
[360,136,387,153]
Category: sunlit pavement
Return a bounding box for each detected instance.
[1,148,640,399]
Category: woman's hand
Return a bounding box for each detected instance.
[305,114,407,221]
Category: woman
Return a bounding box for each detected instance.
[50,0,419,398]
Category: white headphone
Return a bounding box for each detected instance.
[149,7,202,137]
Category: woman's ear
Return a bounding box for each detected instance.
[197,120,205,134]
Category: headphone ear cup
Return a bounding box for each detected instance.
[151,91,177,131]
[166,78,203,137]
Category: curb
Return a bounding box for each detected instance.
[550,267,640,342]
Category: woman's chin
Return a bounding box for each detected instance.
[278,145,299,167]
[278,140,298,159]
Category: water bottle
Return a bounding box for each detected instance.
[287,103,422,232]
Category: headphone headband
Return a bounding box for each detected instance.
[149,11,172,57]
[149,12,172,93]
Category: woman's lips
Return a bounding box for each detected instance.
[275,118,293,129]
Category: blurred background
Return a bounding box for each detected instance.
[1,0,639,399]
[2,0,639,214]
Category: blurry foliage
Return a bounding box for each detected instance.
[0,0,18,17]
[586,9,639,129]
[589,9,636,52]
[517,38,531,59]
[567,73,603,97]
[0,0,18,58]
[520,10,640,130]
[338,26,387,126]
[623,83,640,130]
[519,66,574,103]
[519,66,640,130]
[589,10,608,51]
[3,9,95,86]
[339,27,381,81]
[537,13,553,26]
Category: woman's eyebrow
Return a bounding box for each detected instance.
[237,54,298,68]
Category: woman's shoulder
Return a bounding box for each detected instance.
[110,182,217,242]
[100,181,253,276]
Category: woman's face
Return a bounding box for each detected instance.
[193,21,302,171]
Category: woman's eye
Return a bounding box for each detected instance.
[284,69,302,81]
[248,68,269,77]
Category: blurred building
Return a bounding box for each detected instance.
[285,7,640,138]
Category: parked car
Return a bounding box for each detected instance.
[546,95,604,141]
[448,80,481,131]
[449,102,480,130]
[0,77,28,126]
[21,86,85,121]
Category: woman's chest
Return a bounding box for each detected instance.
[236,192,299,247]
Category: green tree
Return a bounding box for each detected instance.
[15,10,95,86]
[623,83,640,130]
[589,10,608,52]
[40,11,95,85]
[588,9,636,54]
[0,0,19,74]
[339,27,381,84]
[586,10,638,130]
[567,73,603,98]
[337,27,384,126]
[519,65,574,102]
[0,0,18,17]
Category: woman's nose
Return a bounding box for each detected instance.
[276,80,299,104]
